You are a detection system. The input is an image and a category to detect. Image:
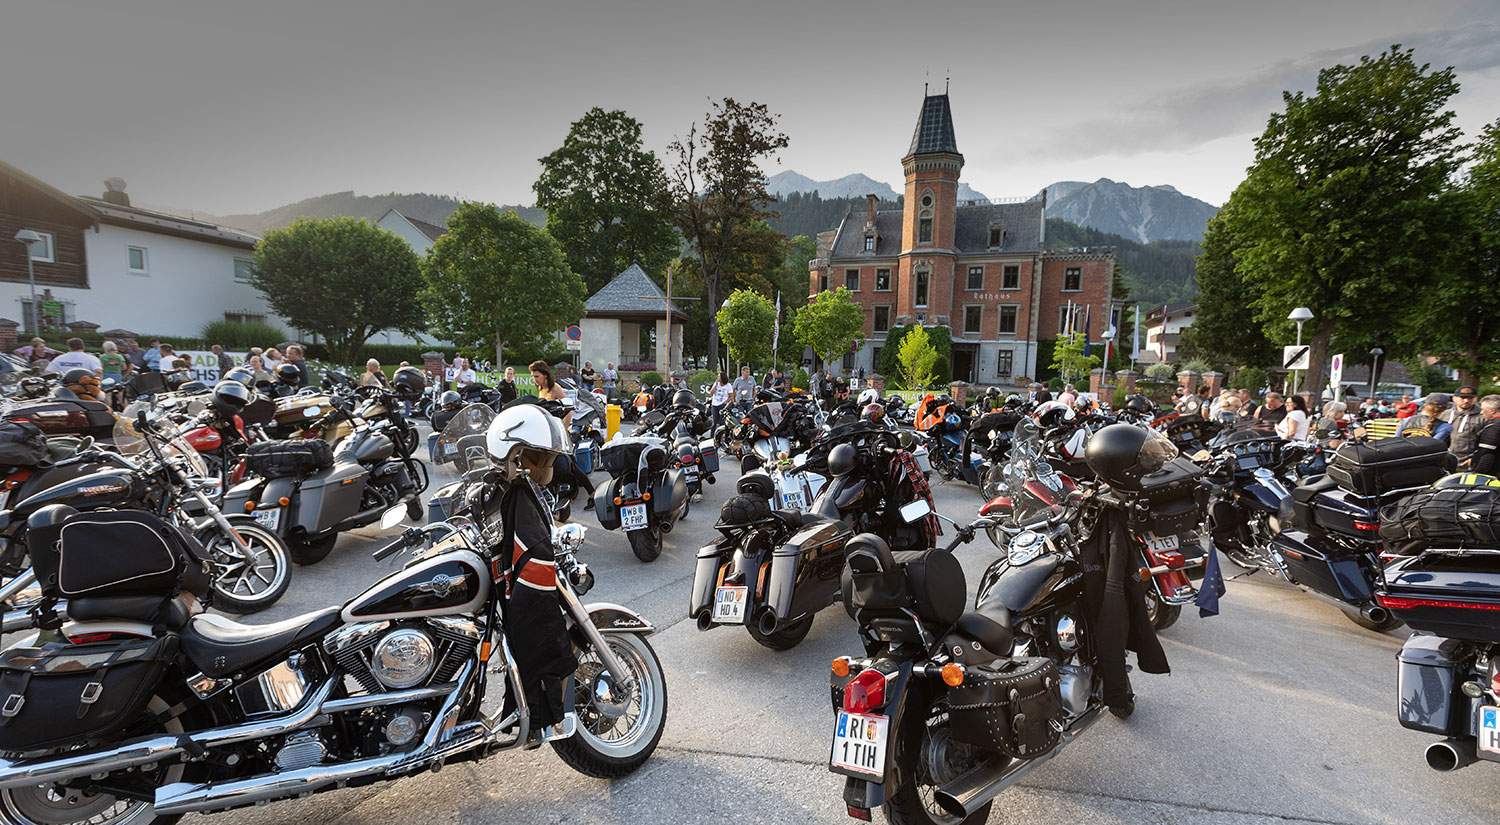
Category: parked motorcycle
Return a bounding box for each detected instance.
[592,435,690,562]
[0,409,667,825]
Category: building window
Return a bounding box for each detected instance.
[872,346,883,366]
[966,266,984,291]
[1064,267,1082,291]
[127,246,149,275]
[998,305,1018,334]
[989,226,1004,248]
[23,230,55,263]
[996,350,1014,380]
[819,272,828,292]
[842,352,855,371]
[873,305,890,333]
[224,311,266,325]
[234,258,254,282]
[1002,265,1020,290]
[845,269,860,291]
[915,271,929,308]
[864,236,875,251]
[875,268,891,291]
[918,219,933,244]
[963,306,982,334]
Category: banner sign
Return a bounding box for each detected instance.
[177,350,247,385]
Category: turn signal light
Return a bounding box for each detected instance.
[278,497,291,507]
[831,657,851,678]
[613,497,623,506]
[244,502,255,512]
[642,492,651,501]
[941,663,965,687]
[843,669,886,714]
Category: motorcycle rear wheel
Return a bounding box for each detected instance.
[747,613,813,650]
[628,527,661,562]
[884,694,994,825]
[1143,589,1182,631]
[289,532,338,565]
[551,633,668,779]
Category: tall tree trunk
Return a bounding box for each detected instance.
[703,259,720,374]
[1301,317,1336,402]
[495,331,505,368]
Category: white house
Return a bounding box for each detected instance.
[376,209,446,256]
[1141,302,1196,364]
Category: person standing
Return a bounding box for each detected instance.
[1471,395,1500,475]
[453,357,476,391]
[143,339,164,372]
[157,344,182,373]
[46,338,103,378]
[1397,394,1455,445]
[497,366,519,406]
[732,365,757,408]
[531,360,595,508]
[361,359,388,388]
[1447,386,1485,468]
[211,344,234,379]
[579,361,597,393]
[284,345,311,389]
[601,362,618,401]
[710,371,732,427]
[1396,394,1419,419]
[99,341,126,385]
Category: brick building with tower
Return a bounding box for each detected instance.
[808,91,1115,385]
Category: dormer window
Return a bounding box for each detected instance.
[988,224,1004,248]
[864,236,875,251]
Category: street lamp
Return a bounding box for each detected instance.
[12,230,43,335]
[1368,346,1384,399]
[1287,307,1314,395]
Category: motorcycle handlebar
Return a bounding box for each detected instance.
[372,527,423,561]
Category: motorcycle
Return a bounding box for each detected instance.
[0,410,667,825]
[592,435,690,562]
[689,422,936,650]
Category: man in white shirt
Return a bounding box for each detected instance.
[45,338,103,378]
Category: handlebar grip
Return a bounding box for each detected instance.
[372,527,421,561]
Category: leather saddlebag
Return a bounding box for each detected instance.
[246,439,333,479]
[0,635,177,751]
[947,657,1062,759]
[29,510,212,603]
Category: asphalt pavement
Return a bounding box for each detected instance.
[191,423,1496,825]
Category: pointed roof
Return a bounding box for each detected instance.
[379,209,447,243]
[584,263,687,320]
[907,93,959,157]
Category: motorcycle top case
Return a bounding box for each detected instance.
[28,509,211,603]
[0,635,179,752]
[1326,436,1451,499]
[841,543,966,626]
[1382,553,1500,643]
[246,438,334,479]
[1110,457,1206,537]
[6,397,116,439]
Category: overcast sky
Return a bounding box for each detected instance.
[3,0,1498,217]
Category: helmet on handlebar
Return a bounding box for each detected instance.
[223,366,255,388]
[439,390,462,411]
[275,363,301,385]
[1124,393,1153,414]
[486,402,571,485]
[1033,400,1076,427]
[861,403,885,425]
[391,366,426,398]
[61,368,102,401]
[672,389,696,409]
[1084,423,1179,487]
[211,380,253,417]
[827,443,858,477]
[858,388,880,407]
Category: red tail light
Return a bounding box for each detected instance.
[1157,551,1186,569]
[1376,595,1500,612]
[1353,520,1381,531]
[681,454,696,464]
[843,669,887,714]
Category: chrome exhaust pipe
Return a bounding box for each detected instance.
[0,569,37,604]
[934,707,1103,819]
[1425,738,1476,772]
[1360,604,1391,626]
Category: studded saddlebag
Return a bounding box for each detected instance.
[946,656,1062,759]
[0,635,177,752]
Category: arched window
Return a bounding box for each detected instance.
[918,190,934,244]
[915,268,930,308]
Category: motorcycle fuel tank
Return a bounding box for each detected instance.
[342,430,395,466]
[976,552,1084,618]
[343,547,490,623]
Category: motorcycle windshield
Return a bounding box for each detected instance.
[1001,419,1054,524]
[114,408,210,481]
[438,403,497,472]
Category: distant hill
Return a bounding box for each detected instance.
[1045,218,1199,305]
[768,170,987,204]
[1034,178,1218,243]
[173,191,543,235]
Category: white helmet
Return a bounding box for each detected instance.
[486,404,571,477]
[858,388,880,406]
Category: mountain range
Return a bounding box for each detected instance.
[765,171,989,204]
[1033,178,1219,243]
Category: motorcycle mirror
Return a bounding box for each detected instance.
[899,499,933,523]
[379,505,407,531]
[793,452,807,468]
[555,523,587,552]
[898,432,916,450]
[73,436,94,454]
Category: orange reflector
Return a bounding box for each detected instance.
[642,492,651,501]
[279,497,292,506]
[941,663,965,687]
[831,658,851,678]
[480,641,492,662]
[741,417,752,424]
[613,497,623,506]
[244,502,256,512]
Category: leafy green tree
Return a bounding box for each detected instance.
[421,203,586,365]
[1229,366,1269,392]
[715,288,776,368]
[1050,332,1101,384]
[1182,208,1276,369]
[781,234,818,314]
[1221,46,1463,395]
[897,325,938,390]
[533,108,679,294]
[250,217,425,364]
[794,287,865,370]
[663,99,790,372]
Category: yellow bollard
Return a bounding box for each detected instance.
[606,404,622,440]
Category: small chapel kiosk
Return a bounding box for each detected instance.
[579,264,687,376]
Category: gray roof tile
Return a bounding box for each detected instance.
[908,94,959,156]
[954,201,1043,253]
[585,263,686,318]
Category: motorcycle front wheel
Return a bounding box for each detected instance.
[552,632,668,779]
[198,522,292,614]
[884,692,994,825]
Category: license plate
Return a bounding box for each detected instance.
[1481,706,1500,754]
[712,585,749,624]
[443,442,458,456]
[830,711,888,777]
[780,489,805,510]
[682,465,698,478]
[621,503,649,531]
[1146,533,1180,553]
[252,508,281,531]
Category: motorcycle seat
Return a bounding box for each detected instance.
[182,607,342,678]
[1291,475,1337,503]
[955,601,1013,655]
[68,596,191,630]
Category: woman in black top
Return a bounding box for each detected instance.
[497,366,519,406]
[579,361,597,393]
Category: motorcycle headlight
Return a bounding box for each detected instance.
[1008,530,1047,566]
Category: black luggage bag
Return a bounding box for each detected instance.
[1379,485,1500,555]
[1327,436,1451,499]
[0,635,178,751]
[947,657,1063,758]
[246,439,334,479]
[28,509,212,603]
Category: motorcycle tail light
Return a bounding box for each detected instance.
[1353,520,1380,531]
[1158,551,1185,569]
[843,669,886,714]
[1491,670,1500,696]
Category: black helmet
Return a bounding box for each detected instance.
[938,394,952,405]
[391,366,426,398]
[1084,423,1179,488]
[223,366,255,388]
[1124,393,1152,414]
[672,389,696,409]
[828,443,857,477]
[276,363,301,384]
[211,380,253,417]
[165,371,192,391]
[179,380,210,394]
[439,390,461,410]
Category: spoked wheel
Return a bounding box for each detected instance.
[198,521,292,614]
[1142,587,1182,631]
[551,633,668,778]
[0,697,185,825]
[884,694,994,825]
[628,527,661,562]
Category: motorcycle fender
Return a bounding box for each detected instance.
[830,661,916,788]
[769,520,852,621]
[222,477,261,513]
[584,602,655,635]
[595,477,623,530]
[257,477,297,509]
[690,539,732,621]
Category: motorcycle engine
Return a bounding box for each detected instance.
[324,617,481,693]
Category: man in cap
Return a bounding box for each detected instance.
[1446,385,1485,468]
[1397,393,1455,445]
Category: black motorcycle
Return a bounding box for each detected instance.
[592,435,691,562]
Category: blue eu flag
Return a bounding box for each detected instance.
[1195,548,1226,617]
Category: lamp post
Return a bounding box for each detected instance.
[1288,307,1314,395]
[1368,346,1384,399]
[12,230,42,335]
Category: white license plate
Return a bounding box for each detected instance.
[1481,706,1500,754]
[252,508,281,531]
[712,585,749,624]
[780,489,806,510]
[830,711,888,777]
[443,442,458,456]
[1146,533,1180,553]
[682,464,698,478]
[621,503,649,531]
